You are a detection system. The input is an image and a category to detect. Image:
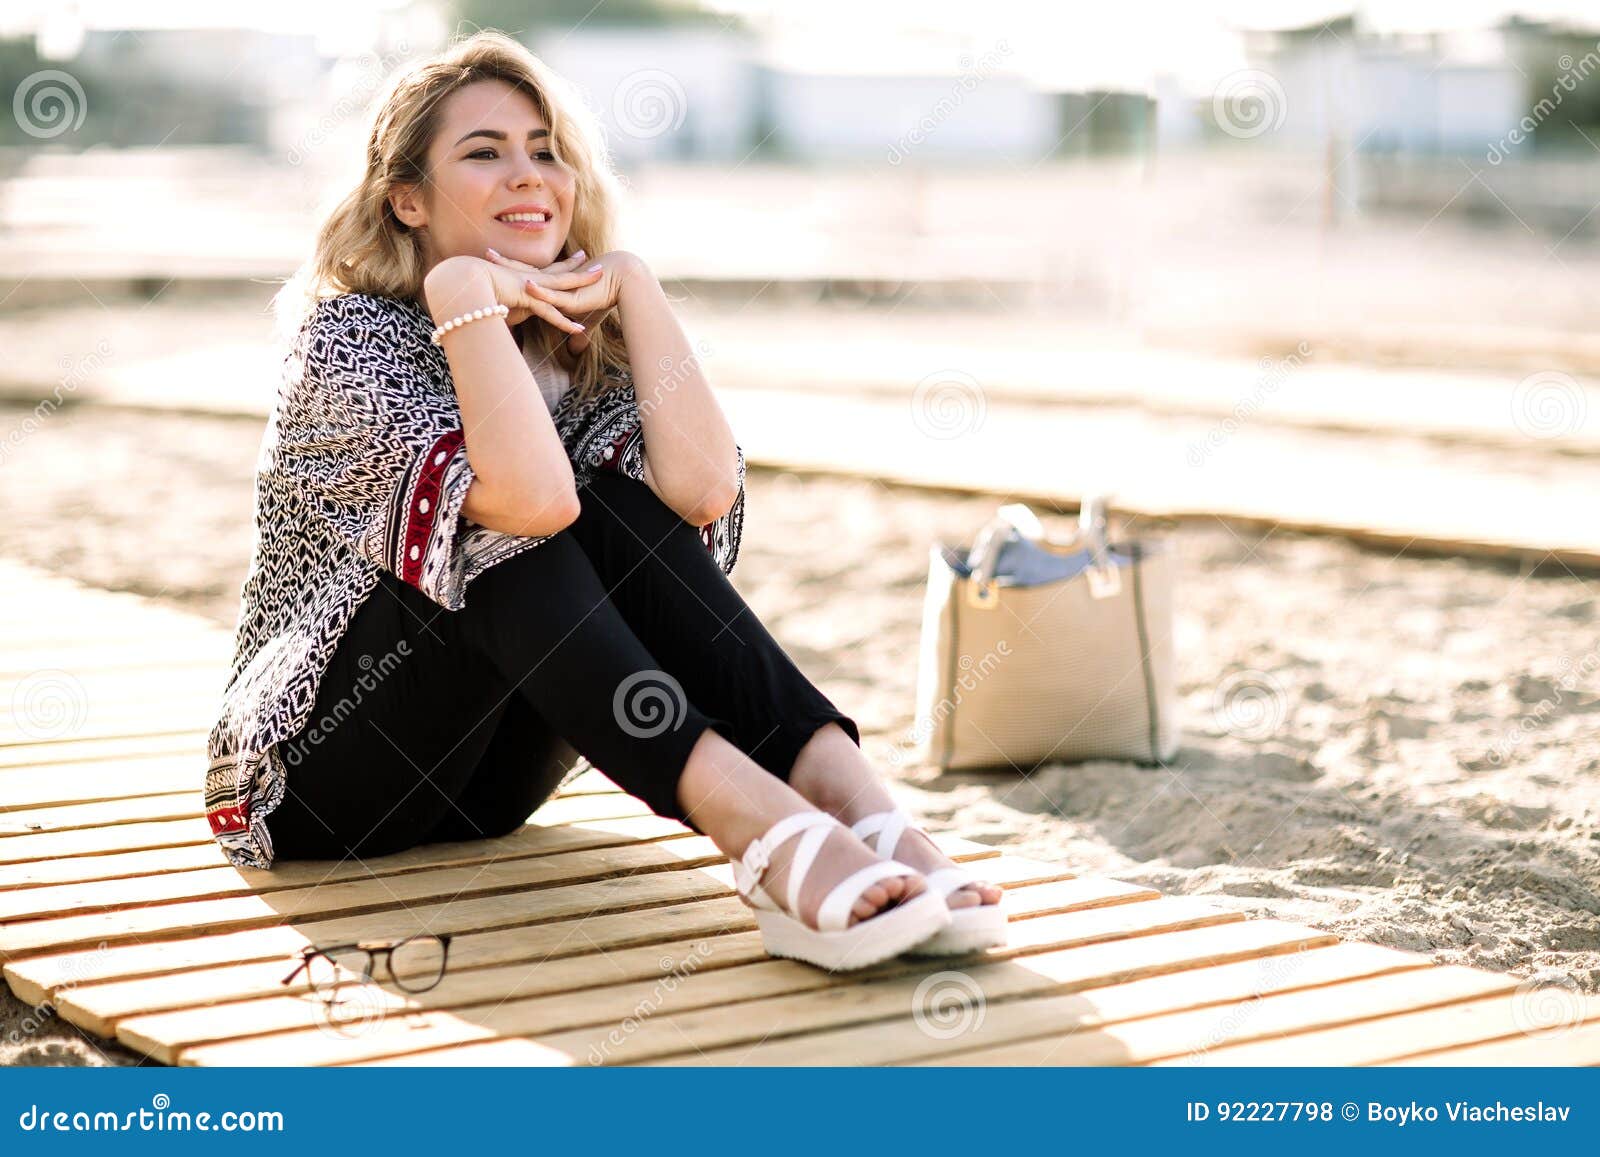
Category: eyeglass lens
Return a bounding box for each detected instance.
[388,933,448,992]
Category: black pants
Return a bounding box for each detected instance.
[264,469,861,861]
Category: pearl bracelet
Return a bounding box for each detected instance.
[430,302,510,345]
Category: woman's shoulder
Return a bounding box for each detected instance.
[296,292,441,378]
[304,291,432,341]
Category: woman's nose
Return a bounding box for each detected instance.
[510,156,543,188]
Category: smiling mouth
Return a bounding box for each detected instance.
[495,211,552,226]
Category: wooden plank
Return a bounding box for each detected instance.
[0,806,700,921]
[356,1039,573,1066]
[0,640,229,679]
[0,620,226,650]
[0,791,201,835]
[0,842,230,888]
[669,939,1424,1066]
[0,794,664,918]
[0,816,213,865]
[0,781,643,873]
[10,892,756,1010]
[159,874,1157,1065]
[548,915,1329,1068]
[61,860,1085,1039]
[0,813,693,893]
[176,891,1222,1067]
[0,768,611,832]
[0,777,630,870]
[0,837,728,962]
[0,829,994,963]
[1170,990,1600,1067]
[1383,1013,1600,1066]
[0,706,222,747]
[0,745,198,784]
[5,841,1003,1006]
[0,742,203,777]
[907,966,1521,1066]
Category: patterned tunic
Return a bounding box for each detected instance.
[205,292,746,870]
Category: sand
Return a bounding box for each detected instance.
[0,400,1595,1066]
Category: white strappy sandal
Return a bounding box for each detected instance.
[733,810,952,972]
[850,808,1007,956]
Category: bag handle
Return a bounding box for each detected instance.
[1077,495,1122,599]
[965,496,1120,609]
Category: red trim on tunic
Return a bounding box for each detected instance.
[401,429,465,587]
[209,804,248,835]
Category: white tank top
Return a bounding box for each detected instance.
[519,328,571,414]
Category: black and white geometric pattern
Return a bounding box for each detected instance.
[205,292,746,870]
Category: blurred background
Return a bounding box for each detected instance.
[1,0,1598,1066]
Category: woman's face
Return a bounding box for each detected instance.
[395,79,576,274]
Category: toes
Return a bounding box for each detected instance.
[946,881,1001,909]
[851,883,890,924]
[849,878,919,925]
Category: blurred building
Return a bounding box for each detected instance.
[72,28,323,149]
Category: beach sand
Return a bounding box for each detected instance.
[1,400,1596,1066]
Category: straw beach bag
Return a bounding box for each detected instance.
[912,497,1179,772]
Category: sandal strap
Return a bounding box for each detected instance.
[923,865,980,899]
[783,820,837,916]
[732,810,838,901]
[815,858,921,933]
[850,808,912,860]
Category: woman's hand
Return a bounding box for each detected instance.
[424,252,603,335]
[485,248,642,356]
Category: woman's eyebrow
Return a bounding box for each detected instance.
[452,127,551,146]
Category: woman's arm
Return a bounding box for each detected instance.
[423,257,581,537]
[613,256,741,527]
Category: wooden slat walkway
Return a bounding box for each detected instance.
[2,559,1597,1067]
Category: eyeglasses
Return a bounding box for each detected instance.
[281,932,453,1005]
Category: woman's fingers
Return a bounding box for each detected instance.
[524,280,595,313]
[520,291,584,334]
[542,267,605,290]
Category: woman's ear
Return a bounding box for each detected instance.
[388,183,426,230]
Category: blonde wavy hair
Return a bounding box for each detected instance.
[272,29,629,405]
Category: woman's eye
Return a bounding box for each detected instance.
[467,148,559,161]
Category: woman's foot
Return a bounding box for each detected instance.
[739,809,929,928]
[787,723,1003,911]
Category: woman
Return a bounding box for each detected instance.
[206,30,1003,971]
